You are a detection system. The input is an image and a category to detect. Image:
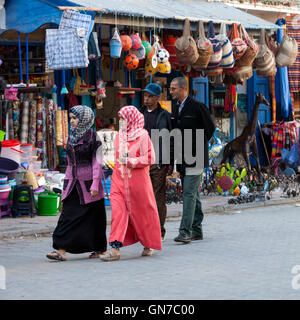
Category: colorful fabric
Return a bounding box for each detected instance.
[69,105,94,144]
[36,98,44,161]
[56,110,63,146]
[293,92,300,120]
[286,15,300,93]
[275,19,294,119]
[269,76,277,122]
[118,106,144,142]
[12,100,19,140]
[20,100,29,144]
[29,100,37,145]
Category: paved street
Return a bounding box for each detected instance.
[1,203,300,300]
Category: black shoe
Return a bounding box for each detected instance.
[174,234,191,244]
[191,229,203,241]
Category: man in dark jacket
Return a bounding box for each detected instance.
[140,83,173,241]
[170,77,215,244]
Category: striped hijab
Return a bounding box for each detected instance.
[118,106,144,141]
[69,105,94,144]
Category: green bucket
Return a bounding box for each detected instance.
[37,191,61,216]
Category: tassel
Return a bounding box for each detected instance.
[61,85,68,94]
[117,92,123,99]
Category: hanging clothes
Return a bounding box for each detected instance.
[286,15,300,93]
[275,19,293,120]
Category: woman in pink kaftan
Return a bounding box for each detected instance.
[100,106,162,261]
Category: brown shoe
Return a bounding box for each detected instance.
[99,250,120,262]
[142,248,154,257]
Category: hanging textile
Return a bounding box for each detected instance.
[29,100,37,145]
[293,92,300,120]
[269,76,276,122]
[20,99,30,144]
[7,102,14,140]
[63,110,69,148]
[286,15,300,93]
[56,109,63,147]
[275,19,293,120]
[12,100,20,140]
[42,98,47,168]
[36,98,44,160]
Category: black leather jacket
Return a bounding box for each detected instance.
[139,103,173,166]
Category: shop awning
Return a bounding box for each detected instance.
[1,0,279,36]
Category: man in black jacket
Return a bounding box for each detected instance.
[170,77,215,244]
[140,83,173,241]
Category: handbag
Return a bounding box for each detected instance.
[235,24,258,68]
[192,21,212,70]
[216,23,234,68]
[228,23,247,61]
[4,85,18,101]
[276,34,298,67]
[254,28,277,77]
[175,18,199,65]
[206,21,222,70]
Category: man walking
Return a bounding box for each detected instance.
[170,77,215,244]
[140,83,173,241]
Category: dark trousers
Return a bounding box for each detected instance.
[150,164,169,238]
[179,172,203,237]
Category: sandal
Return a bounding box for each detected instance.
[99,250,120,262]
[89,251,106,259]
[142,248,154,257]
[46,251,66,261]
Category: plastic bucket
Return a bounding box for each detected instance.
[110,40,122,58]
[20,143,33,162]
[37,191,61,216]
[0,157,19,180]
[1,140,23,163]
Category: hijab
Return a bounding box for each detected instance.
[69,105,95,144]
[118,106,144,141]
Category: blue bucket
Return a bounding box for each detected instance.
[110,40,122,58]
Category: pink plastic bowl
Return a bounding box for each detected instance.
[0,189,11,200]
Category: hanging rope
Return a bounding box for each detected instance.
[26,34,29,85]
[98,12,102,79]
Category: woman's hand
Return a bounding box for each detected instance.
[90,190,99,198]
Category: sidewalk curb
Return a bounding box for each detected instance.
[1,196,300,241]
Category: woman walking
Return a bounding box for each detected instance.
[46,105,107,261]
[100,105,162,262]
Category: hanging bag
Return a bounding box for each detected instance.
[254,28,277,77]
[192,21,212,70]
[228,23,247,62]
[235,24,259,67]
[175,18,199,65]
[276,34,298,67]
[205,21,223,80]
[216,22,234,69]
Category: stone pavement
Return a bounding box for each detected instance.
[1,203,300,299]
[0,190,299,240]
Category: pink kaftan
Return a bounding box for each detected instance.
[109,129,162,250]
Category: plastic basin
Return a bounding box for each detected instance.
[0,157,19,179]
